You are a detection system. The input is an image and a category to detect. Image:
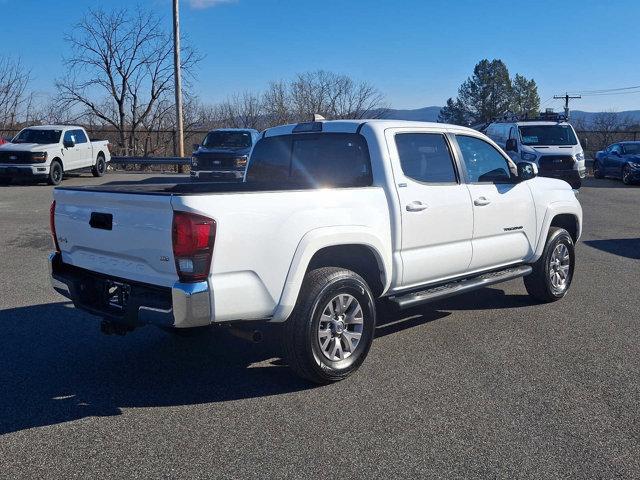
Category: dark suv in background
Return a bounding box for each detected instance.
[191,128,260,181]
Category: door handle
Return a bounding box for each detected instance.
[474,196,491,206]
[406,201,428,212]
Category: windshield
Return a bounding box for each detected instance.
[623,143,640,155]
[13,129,62,144]
[518,125,578,146]
[202,131,252,149]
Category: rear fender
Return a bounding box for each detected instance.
[270,226,392,322]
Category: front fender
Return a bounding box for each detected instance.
[270,226,392,322]
[530,201,583,263]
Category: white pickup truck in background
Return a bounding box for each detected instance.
[49,119,582,383]
[0,125,111,185]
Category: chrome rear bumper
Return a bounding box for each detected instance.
[49,252,212,329]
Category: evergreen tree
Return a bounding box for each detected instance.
[511,74,540,118]
[439,59,541,126]
[457,59,512,124]
[438,97,469,125]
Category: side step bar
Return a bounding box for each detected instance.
[390,265,532,310]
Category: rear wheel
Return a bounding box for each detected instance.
[283,267,376,384]
[92,154,106,177]
[524,227,575,303]
[47,160,63,186]
[622,164,633,185]
[592,160,604,179]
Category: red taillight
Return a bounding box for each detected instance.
[172,211,216,282]
[50,200,60,253]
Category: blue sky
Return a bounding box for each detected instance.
[5,0,640,112]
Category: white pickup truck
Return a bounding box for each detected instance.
[49,119,582,383]
[0,125,111,185]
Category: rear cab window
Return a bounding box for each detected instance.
[246,133,372,187]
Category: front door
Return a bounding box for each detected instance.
[454,134,537,271]
[62,130,82,169]
[387,129,474,288]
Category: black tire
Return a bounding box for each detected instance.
[524,227,575,303]
[47,160,63,186]
[283,267,376,384]
[92,154,106,177]
[592,160,604,179]
[622,164,633,185]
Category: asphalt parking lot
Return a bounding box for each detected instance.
[0,172,638,479]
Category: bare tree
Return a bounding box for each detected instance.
[56,7,199,155]
[217,92,263,129]
[591,110,632,151]
[0,57,32,134]
[289,70,387,120]
[262,80,292,125]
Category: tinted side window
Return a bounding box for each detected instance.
[395,133,457,183]
[290,133,371,187]
[456,135,512,183]
[245,136,291,182]
[73,129,88,144]
[611,144,622,155]
[63,130,75,144]
[246,133,372,187]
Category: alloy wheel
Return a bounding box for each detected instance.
[317,293,364,361]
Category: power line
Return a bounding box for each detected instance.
[573,84,640,94]
[575,89,640,97]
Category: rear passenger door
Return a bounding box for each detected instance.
[454,134,537,271]
[386,129,474,288]
[72,129,93,169]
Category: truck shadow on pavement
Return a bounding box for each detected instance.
[583,238,640,260]
[0,287,538,435]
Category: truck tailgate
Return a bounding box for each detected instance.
[53,189,177,287]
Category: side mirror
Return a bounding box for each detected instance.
[505,138,518,152]
[192,143,200,151]
[63,139,75,148]
[517,161,538,181]
[613,150,621,157]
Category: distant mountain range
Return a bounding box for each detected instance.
[380,106,640,126]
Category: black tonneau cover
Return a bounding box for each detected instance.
[55,180,363,196]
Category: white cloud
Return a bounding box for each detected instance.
[189,0,238,9]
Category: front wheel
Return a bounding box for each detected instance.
[593,160,604,179]
[283,267,376,384]
[47,161,63,186]
[524,227,575,303]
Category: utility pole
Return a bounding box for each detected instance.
[554,93,581,120]
[172,0,185,170]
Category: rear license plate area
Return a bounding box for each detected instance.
[103,280,130,310]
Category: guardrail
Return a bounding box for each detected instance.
[111,156,191,165]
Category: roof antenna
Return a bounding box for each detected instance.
[312,114,326,122]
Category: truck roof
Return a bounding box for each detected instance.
[22,125,80,130]
[264,119,478,137]
[514,121,572,127]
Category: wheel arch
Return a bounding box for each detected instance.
[270,226,392,323]
[51,157,63,169]
[531,203,582,263]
